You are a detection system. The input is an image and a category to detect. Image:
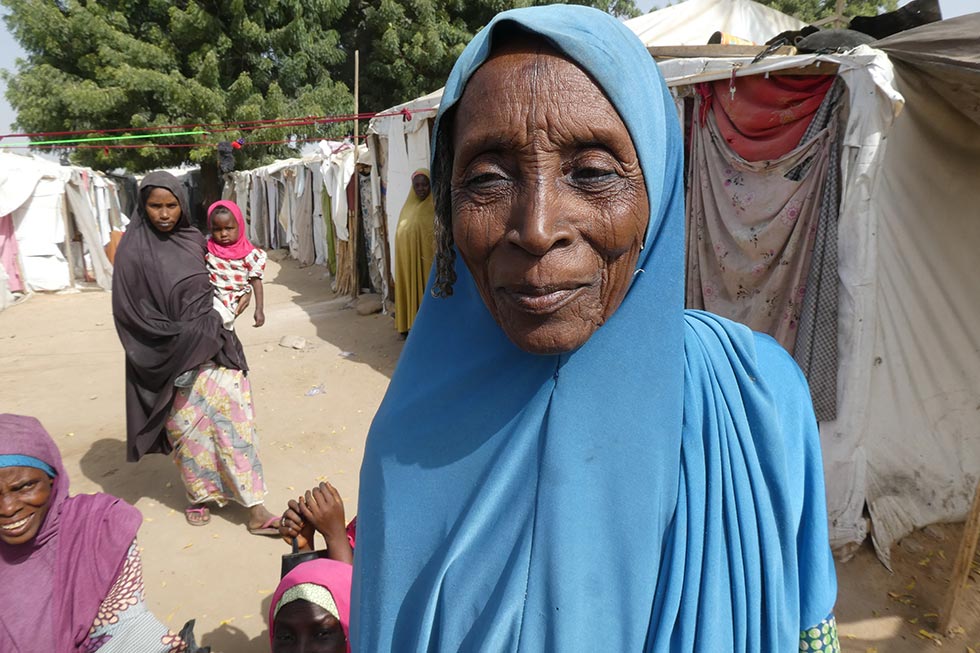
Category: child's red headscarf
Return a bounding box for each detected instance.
[206,200,256,260]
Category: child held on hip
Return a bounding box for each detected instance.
[206,200,266,329]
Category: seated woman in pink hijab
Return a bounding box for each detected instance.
[0,414,205,653]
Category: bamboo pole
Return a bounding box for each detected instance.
[939,480,980,633]
[352,49,361,298]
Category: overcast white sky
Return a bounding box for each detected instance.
[2,0,977,142]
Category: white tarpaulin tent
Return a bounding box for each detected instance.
[0,152,118,299]
[835,15,980,566]
[623,0,805,46]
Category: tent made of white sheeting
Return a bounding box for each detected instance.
[0,152,120,299]
[623,0,805,47]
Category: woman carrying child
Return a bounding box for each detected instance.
[112,172,279,535]
[206,200,266,329]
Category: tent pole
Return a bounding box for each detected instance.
[939,479,980,634]
[353,49,361,298]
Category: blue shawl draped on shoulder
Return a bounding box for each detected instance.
[352,6,836,651]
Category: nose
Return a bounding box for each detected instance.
[506,178,575,257]
[0,493,18,518]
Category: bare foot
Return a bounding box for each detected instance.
[247,503,280,534]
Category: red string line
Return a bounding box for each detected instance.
[0,107,439,141]
[15,134,366,150]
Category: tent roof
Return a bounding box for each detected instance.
[367,88,442,137]
[623,0,805,46]
[0,152,70,217]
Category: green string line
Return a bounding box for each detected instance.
[0,130,208,147]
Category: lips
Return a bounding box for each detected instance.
[0,513,33,537]
[498,283,590,315]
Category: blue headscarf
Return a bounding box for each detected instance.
[352,6,836,652]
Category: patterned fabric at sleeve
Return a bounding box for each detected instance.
[245,248,267,280]
[799,615,840,652]
[82,539,187,653]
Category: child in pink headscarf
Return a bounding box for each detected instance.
[206,200,266,329]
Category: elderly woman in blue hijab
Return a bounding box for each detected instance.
[352,6,838,652]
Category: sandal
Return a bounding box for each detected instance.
[247,516,281,537]
[185,505,210,526]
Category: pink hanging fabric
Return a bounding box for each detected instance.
[0,214,24,292]
[705,75,834,162]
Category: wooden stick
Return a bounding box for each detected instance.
[352,49,360,299]
[939,479,980,633]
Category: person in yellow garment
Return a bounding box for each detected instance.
[394,169,435,337]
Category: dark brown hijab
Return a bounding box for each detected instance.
[112,171,246,461]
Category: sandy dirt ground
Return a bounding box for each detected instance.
[2,256,979,652]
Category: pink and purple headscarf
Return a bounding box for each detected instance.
[0,414,141,652]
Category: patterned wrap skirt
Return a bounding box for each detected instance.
[165,363,266,507]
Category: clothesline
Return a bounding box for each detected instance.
[8,135,367,151]
[0,107,441,142]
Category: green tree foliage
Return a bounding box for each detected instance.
[2,0,638,172]
[751,0,898,24]
[2,0,355,171]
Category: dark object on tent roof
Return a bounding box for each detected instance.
[766,25,819,48]
[849,0,942,40]
[217,141,235,174]
[707,31,755,45]
[797,29,875,54]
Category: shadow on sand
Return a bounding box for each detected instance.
[265,254,403,380]
[77,438,256,528]
[199,593,273,653]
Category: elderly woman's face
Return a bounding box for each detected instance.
[451,44,649,354]
[0,466,54,546]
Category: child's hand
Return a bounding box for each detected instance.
[280,499,315,551]
[235,292,251,316]
[298,482,353,563]
[253,309,265,327]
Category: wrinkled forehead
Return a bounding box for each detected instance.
[452,43,632,158]
[455,38,616,121]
